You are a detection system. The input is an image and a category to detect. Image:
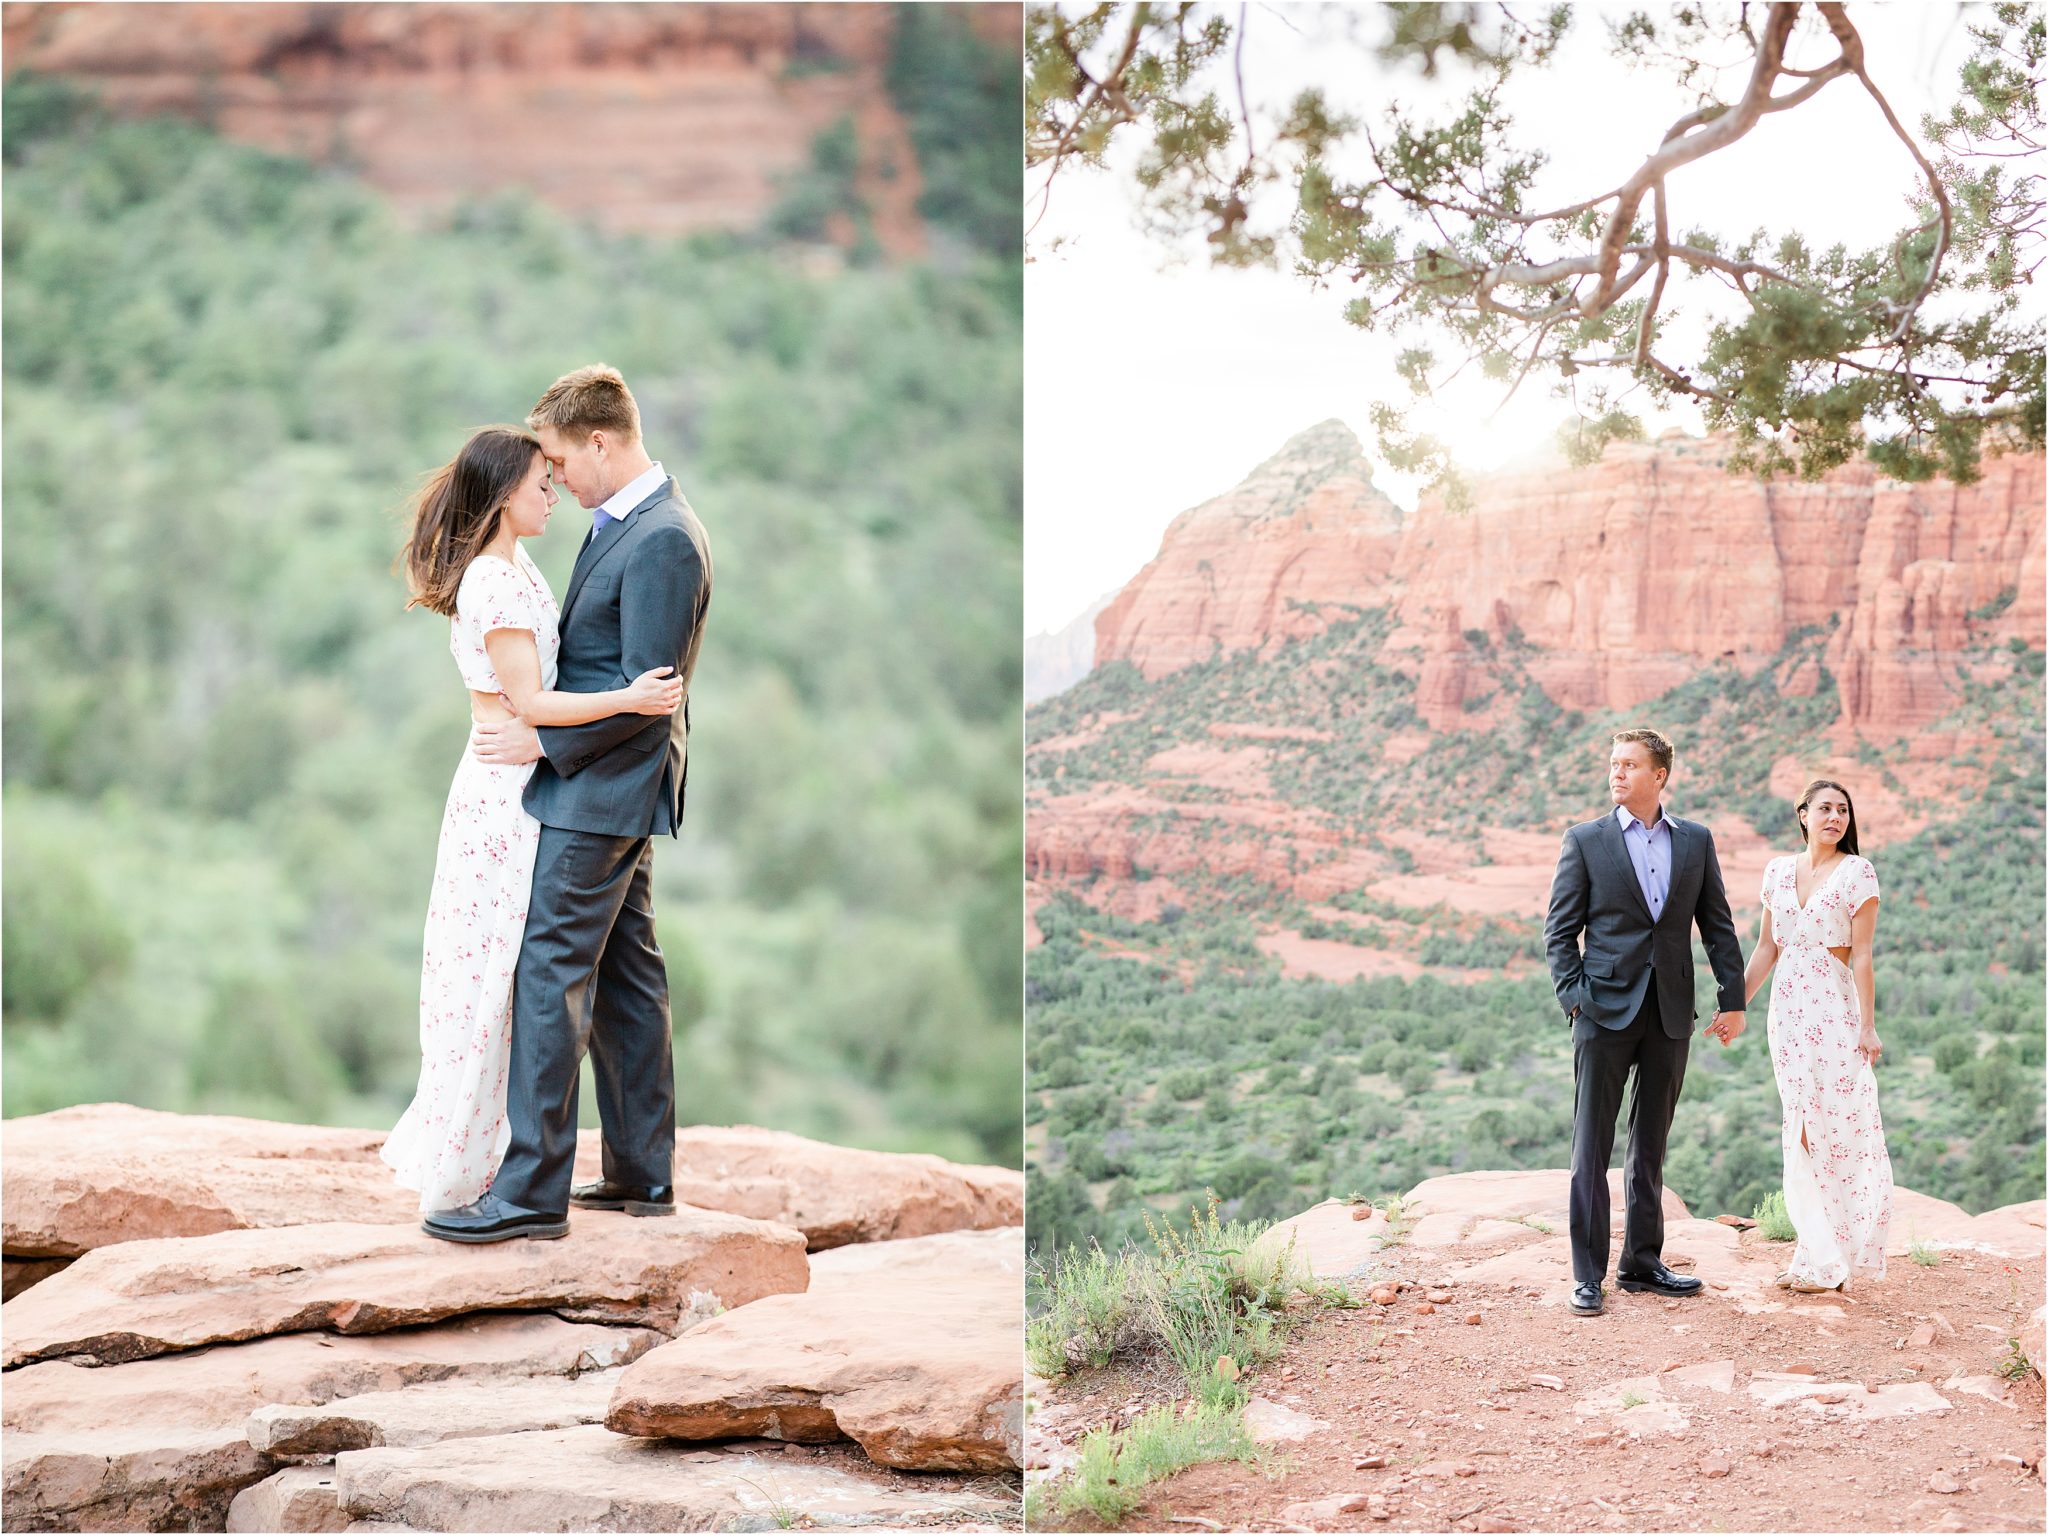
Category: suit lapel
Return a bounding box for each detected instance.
[559,479,678,626]
[1595,812,1655,924]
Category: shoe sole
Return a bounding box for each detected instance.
[1615,1279,1703,1295]
[421,1220,570,1244]
[1570,1301,1604,1316]
[568,1198,676,1217]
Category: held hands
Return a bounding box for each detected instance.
[1856,1025,1883,1067]
[1705,1009,1747,1047]
[622,666,683,716]
[473,716,542,766]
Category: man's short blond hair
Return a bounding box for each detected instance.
[527,364,641,444]
[1612,727,1674,777]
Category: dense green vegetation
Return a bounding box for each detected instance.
[3,11,1023,1167]
[1028,619,2045,1255]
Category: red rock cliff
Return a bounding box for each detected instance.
[1095,425,2045,735]
[1093,419,1406,677]
[1,3,1019,251]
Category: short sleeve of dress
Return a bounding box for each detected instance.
[1847,856,1880,911]
[1761,856,1785,913]
[451,557,537,692]
[460,557,538,637]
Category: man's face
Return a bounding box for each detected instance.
[1609,741,1665,806]
[536,426,610,510]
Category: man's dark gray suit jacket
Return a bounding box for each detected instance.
[1543,810,1746,1039]
[524,478,711,835]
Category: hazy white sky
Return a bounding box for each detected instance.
[1023,3,1982,632]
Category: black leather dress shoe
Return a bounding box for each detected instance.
[568,1179,676,1216]
[422,1192,569,1244]
[1616,1262,1704,1297]
[1570,1281,1604,1316]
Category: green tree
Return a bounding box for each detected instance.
[1028,2,2044,499]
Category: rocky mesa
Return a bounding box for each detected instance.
[1094,425,2044,735]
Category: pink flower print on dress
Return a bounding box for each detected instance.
[379,545,559,1214]
[1760,854,1892,1289]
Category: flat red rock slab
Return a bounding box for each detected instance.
[607,1227,1023,1471]
[1,1209,806,1368]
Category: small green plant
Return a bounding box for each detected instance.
[1908,1237,1942,1267]
[1996,1337,2037,1382]
[1376,1193,1415,1246]
[1753,1190,1797,1241]
[1618,1389,1647,1410]
[1055,1402,1258,1525]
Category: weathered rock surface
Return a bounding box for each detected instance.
[2,1209,807,1368]
[2,1314,654,1532]
[1887,1190,2046,1257]
[333,1425,1016,1530]
[3,1103,410,1258]
[606,1227,1022,1471]
[248,1369,623,1455]
[577,1124,1022,1251]
[228,1467,349,1533]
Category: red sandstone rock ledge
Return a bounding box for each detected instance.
[1,1104,1024,1531]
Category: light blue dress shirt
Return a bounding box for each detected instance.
[1614,803,1671,921]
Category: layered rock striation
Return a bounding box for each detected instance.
[1093,425,2045,734]
[1,3,1019,251]
[0,1104,1024,1531]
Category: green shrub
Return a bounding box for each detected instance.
[1754,1189,1797,1241]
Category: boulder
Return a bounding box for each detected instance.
[606,1228,1022,1471]
[333,1425,1017,1530]
[3,1315,654,1532]
[228,1467,350,1533]
[1268,1200,1388,1282]
[1885,1195,2047,1259]
[4,1104,409,1257]
[577,1125,1022,1251]
[2,1210,805,1368]
[2022,1304,2046,1381]
[249,1369,623,1455]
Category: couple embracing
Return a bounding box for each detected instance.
[379,365,711,1242]
[1546,728,1893,1315]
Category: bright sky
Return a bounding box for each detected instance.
[1023,3,1982,633]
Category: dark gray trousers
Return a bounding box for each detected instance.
[491,824,676,1215]
[1568,986,1690,1286]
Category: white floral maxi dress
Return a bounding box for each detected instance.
[1762,853,1893,1287]
[380,549,560,1213]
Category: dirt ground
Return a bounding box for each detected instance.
[1032,1224,2046,1533]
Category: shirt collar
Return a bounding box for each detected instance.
[1615,803,1667,834]
[596,460,667,525]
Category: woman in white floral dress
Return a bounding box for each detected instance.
[382,426,682,1213]
[1740,778,1892,1291]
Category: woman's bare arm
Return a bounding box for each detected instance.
[484,627,679,726]
[1741,906,1778,1007]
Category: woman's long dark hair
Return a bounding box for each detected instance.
[1796,778,1860,857]
[401,426,542,616]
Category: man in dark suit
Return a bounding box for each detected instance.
[1543,728,1747,1314]
[427,365,712,1242]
